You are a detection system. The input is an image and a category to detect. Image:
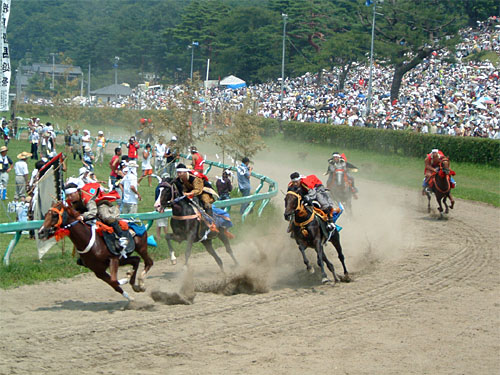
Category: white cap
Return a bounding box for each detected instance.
[83,129,89,134]
[431,149,439,153]
[79,167,88,175]
[98,130,103,135]
[171,136,177,141]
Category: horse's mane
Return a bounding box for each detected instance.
[53,201,80,219]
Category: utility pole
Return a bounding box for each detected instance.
[88,61,91,103]
[189,41,199,81]
[365,0,379,117]
[281,13,288,121]
[50,52,56,90]
[114,56,119,85]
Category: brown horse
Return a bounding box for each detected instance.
[38,202,154,300]
[284,188,349,284]
[425,157,455,218]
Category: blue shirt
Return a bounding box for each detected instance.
[237,162,251,190]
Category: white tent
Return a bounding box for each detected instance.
[220,75,246,89]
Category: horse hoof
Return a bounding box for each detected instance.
[340,274,351,283]
[321,277,331,284]
[307,266,315,274]
[132,284,143,293]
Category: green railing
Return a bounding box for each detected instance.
[0,156,278,265]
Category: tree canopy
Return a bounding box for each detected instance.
[8,0,496,96]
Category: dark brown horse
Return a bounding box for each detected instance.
[157,178,237,271]
[284,188,349,284]
[38,202,154,300]
[425,157,455,218]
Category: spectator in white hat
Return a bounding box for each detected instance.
[14,151,31,200]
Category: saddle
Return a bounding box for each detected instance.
[97,220,143,258]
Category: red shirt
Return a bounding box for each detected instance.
[192,152,205,173]
[110,155,119,177]
[127,142,139,159]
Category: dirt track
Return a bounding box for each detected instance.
[0,153,499,375]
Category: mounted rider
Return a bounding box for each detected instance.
[423,148,456,194]
[64,179,133,262]
[175,163,218,217]
[326,152,358,198]
[288,172,339,232]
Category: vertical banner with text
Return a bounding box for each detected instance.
[0,0,11,111]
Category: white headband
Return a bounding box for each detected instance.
[332,153,340,157]
[291,177,301,182]
[65,187,78,195]
[176,168,190,172]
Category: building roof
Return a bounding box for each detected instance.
[29,63,82,75]
[90,84,132,96]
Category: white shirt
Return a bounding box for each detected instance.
[121,171,138,204]
[82,135,91,148]
[154,143,166,159]
[14,160,28,176]
[142,151,152,170]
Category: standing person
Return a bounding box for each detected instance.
[14,151,31,200]
[216,169,233,200]
[71,129,82,160]
[0,146,13,200]
[237,157,252,214]
[29,127,39,160]
[109,147,122,190]
[153,137,167,175]
[81,129,91,153]
[190,146,204,173]
[165,136,178,178]
[64,127,73,154]
[120,160,141,214]
[95,130,106,165]
[138,144,153,187]
[127,136,140,161]
[83,146,95,172]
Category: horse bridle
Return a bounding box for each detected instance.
[48,205,80,233]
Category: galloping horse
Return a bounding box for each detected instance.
[157,178,237,271]
[425,157,455,217]
[284,187,349,284]
[38,202,154,300]
[326,164,352,212]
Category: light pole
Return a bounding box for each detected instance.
[15,69,21,102]
[189,41,199,81]
[366,0,381,117]
[114,56,119,85]
[50,52,56,90]
[280,13,288,121]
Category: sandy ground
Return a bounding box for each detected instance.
[0,150,499,375]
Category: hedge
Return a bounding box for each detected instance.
[259,119,499,166]
[15,104,160,128]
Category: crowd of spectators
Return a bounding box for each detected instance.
[24,18,500,139]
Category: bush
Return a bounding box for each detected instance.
[259,119,499,165]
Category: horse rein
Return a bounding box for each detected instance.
[49,205,95,254]
[286,191,315,226]
[161,182,200,221]
[434,158,451,194]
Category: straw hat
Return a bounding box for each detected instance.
[84,146,91,152]
[17,151,32,159]
[0,146,7,152]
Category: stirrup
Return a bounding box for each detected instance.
[118,237,129,248]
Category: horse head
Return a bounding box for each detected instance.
[335,168,345,188]
[38,201,80,240]
[439,157,450,177]
[284,188,304,221]
[158,178,180,209]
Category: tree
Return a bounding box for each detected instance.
[215,99,266,162]
[154,74,206,153]
[360,0,465,102]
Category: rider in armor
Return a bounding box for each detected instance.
[175,163,216,216]
[326,152,358,198]
[288,172,338,232]
[64,179,132,264]
[423,148,456,195]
